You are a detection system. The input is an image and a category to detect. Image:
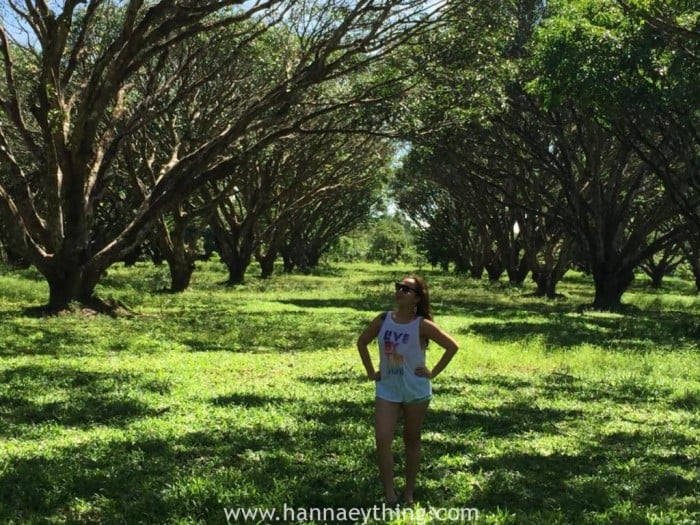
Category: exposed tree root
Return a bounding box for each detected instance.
[24,297,138,318]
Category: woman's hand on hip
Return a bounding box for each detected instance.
[414,366,432,379]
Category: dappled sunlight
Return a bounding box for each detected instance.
[0,262,698,523]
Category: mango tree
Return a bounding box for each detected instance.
[0,0,446,311]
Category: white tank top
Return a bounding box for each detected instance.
[376,312,431,401]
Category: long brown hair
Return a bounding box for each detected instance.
[408,274,433,321]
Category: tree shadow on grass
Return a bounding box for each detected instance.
[0,430,307,524]
[212,392,374,443]
[212,392,292,408]
[670,390,700,411]
[443,295,581,319]
[0,365,170,434]
[184,310,372,354]
[2,381,698,524]
[0,398,378,524]
[411,368,698,519]
[0,318,93,356]
[277,296,391,315]
[444,372,680,410]
[466,428,699,521]
[467,308,699,351]
[540,371,675,405]
[0,437,178,524]
[425,401,583,441]
[439,374,535,393]
[212,393,382,508]
[632,275,699,296]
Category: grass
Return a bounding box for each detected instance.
[0,260,698,524]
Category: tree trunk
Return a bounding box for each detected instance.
[680,242,700,292]
[1,246,30,268]
[641,254,682,290]
[256,226,283,279]
[591,265,635,310]
[258,251,277,279]
[28,201,158,312]
[122,245,143,267]
[507,253,530,285]
[225,257,250,285]
[534,271,559,299]
[688,257,700,292]
[281,242,307,273]
[151,216,197,293]
[282,252,295,273]
[469,265,484,279]
[485,261,505,282]
[304,247,322,271]
[453,259,470,275]
[44,263,101,310]
[534,277,549,298]
[47,273,81,309]
[648,268,664,289]
[169,259,195,292]
[531,241,571,298]
[209,216,256,285]
[296,253,313,273]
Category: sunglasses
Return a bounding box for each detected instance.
[395,282,420,294]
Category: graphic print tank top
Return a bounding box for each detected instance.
[376,312,431,402]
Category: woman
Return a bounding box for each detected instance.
[357,275,459,505]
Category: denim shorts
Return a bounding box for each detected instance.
[376,377,432,405]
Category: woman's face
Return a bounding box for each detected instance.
[394,278,420,305]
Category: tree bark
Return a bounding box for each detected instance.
[257,250,277,279]
[453,259,470,275]
[506,251,530,285]
[225,258,250,284]
[485,260,505,282]
[282,253,295,273]
[214,227,255,285]
[591,265,635,310]
[168,258,195,292]
[529,237,572,298]
[647,267,664,289]
[534,268,564,298]
[640,248,682,289]
[469,265,484,279]
[44,262,102,310]
[687,256,700,293]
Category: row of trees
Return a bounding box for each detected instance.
[1,1,697,312]
[391,0,699,309]
[0,0,447,308]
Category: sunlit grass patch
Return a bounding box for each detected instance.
[0,261,698,524]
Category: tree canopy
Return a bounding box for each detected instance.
[0,0,445,310]
[0,0,697,311]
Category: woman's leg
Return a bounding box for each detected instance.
[375,398,402,503]
[401,400,430,503]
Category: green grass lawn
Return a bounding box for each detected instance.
[0,261,698,524]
